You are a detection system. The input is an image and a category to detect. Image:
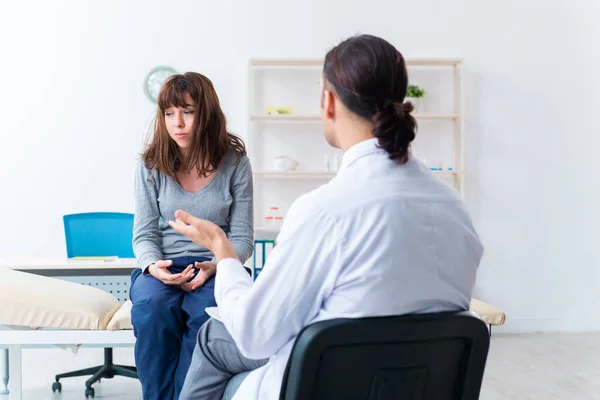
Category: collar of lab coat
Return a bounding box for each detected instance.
[338,138,386,174]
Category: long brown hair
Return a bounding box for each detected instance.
[142,72,246,180]
[323,35,417,164]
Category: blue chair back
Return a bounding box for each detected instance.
[63,212,135,258]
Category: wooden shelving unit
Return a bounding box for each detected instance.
[247,57,465,237]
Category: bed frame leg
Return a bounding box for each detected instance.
[1,348,8,395]
[8,345,21,400]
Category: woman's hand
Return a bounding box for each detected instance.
[181,261,216,292]
[168,210,237,261]
[147,260,195,285]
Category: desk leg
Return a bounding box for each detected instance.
[0,348,8,395]
[8,345,21,400]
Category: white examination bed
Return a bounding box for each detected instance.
[0,268,134,400]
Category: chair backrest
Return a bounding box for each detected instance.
[279,311,490,400]
[63,212,135,258]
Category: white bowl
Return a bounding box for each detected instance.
[272,156,298,171]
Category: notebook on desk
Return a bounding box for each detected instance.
[70,256,119,262]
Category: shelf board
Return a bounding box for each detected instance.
[254,170,336,179]
[254,170,457,180]
[431,170,459,177]
[250,115,321,121]
[250,114,461,122]
[255,226,281,234]
[250,59,323,67]
[249,58,463,68]
[406,58,463,66]
[415,114,461,120]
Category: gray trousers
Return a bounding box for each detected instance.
[179,318,268,400]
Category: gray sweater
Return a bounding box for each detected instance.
[133,152,254,272]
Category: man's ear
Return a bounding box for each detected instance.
[323,90,335,120]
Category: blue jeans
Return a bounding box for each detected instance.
[130,256,216,400]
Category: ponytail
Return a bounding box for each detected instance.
[372,101,417,164]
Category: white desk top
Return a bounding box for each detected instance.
[0,258,139,271]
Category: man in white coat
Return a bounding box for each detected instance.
[173,34,483,400]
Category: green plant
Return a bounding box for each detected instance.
[406,85,425,98]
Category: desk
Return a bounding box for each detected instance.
[0,257,138,275]
[0,258,139,397]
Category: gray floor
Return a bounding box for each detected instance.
[481,332,600,399]
[1,347,141,400]
[2,333,600,399]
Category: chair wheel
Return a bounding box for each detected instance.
[85,387,95,398]
[52,381,62,393]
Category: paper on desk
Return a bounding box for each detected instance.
[70,256,119,262]
[205,307,222,322]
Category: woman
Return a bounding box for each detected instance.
[130,72,254,400]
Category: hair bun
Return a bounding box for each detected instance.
[401,101,414,114]
[373,100,417,164]
[382,100,413,119]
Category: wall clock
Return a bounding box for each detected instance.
[144,66,177,103]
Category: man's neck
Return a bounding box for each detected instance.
[335,116,376,153]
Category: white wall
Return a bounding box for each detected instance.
[1,0,599,333]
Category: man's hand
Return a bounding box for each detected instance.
[168,210,237,261]
[147,260,195,285]
[181,261,216,292]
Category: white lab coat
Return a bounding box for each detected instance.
[214,138,483,400]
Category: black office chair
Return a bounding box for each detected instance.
[279,311,490,400]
